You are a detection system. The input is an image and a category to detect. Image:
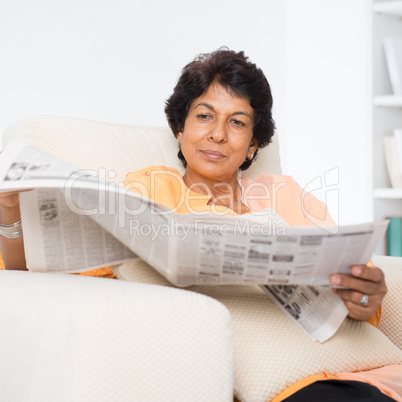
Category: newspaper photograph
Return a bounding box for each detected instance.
[0,140,389,342]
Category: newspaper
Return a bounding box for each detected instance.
[0,140,389,342]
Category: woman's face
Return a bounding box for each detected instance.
[178,83,257,184]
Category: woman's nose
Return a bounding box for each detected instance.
[208,121,227,142]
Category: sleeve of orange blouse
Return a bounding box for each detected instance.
[75,266,116,278]
[365,260,382,328]
[0,250,114,277]
[301,190,336,227]
[124,167,154,197]
[276,176,335,227]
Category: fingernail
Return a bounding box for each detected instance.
[330,275,341,285]
[352,266,362,276]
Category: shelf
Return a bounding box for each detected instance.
[374,188,402,199]
[374,1,402,16]
[374,95,402,107]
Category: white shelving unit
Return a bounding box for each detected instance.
[374,188,402,199]
[374,0,402,16]
[374,95,402,107]
[373,0,402,254]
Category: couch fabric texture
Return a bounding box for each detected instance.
[0,270,233,402]
[2,115,401,402]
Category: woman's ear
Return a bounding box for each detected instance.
[249,138,258,155]
[177,132,183,144]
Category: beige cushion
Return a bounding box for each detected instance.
[113,260,402,402]
[372,255,402,349]
[0,269,234,401]
[2,115,282,186]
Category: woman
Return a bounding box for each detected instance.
[0,49,400,400]
[127,49,386,322]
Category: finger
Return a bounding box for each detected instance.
[0,190,32,209]
[332,289,379,321]
[0,189,33,196]
[344,301,376,321]
[0,194,20,208]
[330,274,380,295]
[350,265,384,284]
[332,288,371,307]
[330,265,386,291]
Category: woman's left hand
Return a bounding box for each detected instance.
[330,265,387,321]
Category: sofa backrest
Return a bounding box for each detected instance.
[2,115,282,185]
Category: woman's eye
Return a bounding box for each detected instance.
[231,119,245,127]
[197,114,211,120]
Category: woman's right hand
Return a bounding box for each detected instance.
[0,190,27,270]
[0,149,28,270]
[0,149,24,211]
[0,191,21,210]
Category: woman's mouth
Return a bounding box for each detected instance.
[200,149,225,160]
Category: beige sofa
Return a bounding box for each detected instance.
[1,115,401,402]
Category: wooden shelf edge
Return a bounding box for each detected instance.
[374,1,402,16]
[374,188,402,199]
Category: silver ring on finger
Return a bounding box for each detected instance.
[359,294,369,306]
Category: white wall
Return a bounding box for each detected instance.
[0,0,287,132]
[282,0,372,225]
[1,0,373,225]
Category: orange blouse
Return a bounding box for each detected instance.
[124,165,336,226]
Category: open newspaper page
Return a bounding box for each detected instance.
[20,189,137,272]
[261,285,348,342]
[0,141,138,271]
[0,140,389,342]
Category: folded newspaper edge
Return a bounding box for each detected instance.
[0,140,389,342]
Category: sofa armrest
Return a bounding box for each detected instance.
[0,271,233,401]
[371,255,402,350]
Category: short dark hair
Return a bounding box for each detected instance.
[164,48,275,170]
